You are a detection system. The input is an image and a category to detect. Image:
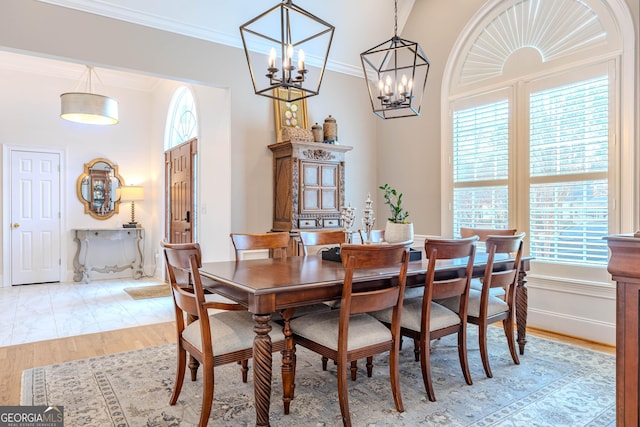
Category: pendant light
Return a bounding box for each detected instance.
[60,65,119,125]
[240,0,334,102]
[361,0,430,119]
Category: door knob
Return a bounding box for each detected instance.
[12,223,20,228]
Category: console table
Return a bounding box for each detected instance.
[605,233,640,426]
[72,228,145,283]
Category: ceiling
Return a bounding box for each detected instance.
[18,0,416,82]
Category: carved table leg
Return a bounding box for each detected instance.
[253,313,273,427]
[516,268,529,355]
[133,229,144,279]
[72,231,85,282]
[280,308,296,415]
[81,232,91,283]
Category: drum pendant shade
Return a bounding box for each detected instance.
[60,92,119,125]
[60,65,119,125]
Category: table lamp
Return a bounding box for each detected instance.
[119,185,144,228]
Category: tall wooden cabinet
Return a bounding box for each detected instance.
[269,140,352,233]
[605,234,640,426]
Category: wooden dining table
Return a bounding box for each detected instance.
[199,252,531,427]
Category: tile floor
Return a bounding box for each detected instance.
[0,278,174,346]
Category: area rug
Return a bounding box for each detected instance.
[21,327,615,426]
[123,284,171,300]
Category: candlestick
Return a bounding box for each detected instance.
[341,204,357,243]
[361,193,376,244]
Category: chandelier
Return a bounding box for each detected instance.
[60,65,119,125]
[240,0,334,102]
[360,0,430,119]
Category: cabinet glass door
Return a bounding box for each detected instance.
[300,161,338,213]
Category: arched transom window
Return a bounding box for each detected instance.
[165,86,199,151]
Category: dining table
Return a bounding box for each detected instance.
[199,251,531,427]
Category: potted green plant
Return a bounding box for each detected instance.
[379,184,414,243]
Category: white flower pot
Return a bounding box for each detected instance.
[384,221,414,244]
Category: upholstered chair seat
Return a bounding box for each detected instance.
[182,310,283,354]
[290,311,392,351]
[439,290,509,319]
[374,298,461,333]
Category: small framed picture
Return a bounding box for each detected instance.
[273,88,308,141]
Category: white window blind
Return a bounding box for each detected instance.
[529,75,609,264]
[452,99,510,234]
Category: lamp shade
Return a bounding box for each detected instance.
[60,92,119,125]
[60,65,119,125]
[118,185,144,201]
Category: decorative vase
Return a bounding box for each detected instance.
[312,123,323,142]
[323,115,337,143]
[384,221,414,243]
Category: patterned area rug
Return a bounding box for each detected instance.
[21,327,615,426]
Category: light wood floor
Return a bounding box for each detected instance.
[1,322,614,405]
[1,321,175,405]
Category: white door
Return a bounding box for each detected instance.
[10,150,61,285]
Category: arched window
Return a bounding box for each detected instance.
[164,86,199,151]
[442,0,635,277]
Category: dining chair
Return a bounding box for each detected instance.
[289,243,411,427]
[299,229,346,255]
[299,228,365,375]
[373,236,478,401]
[230,231,290,260]
[230,231,289,381]
[459,227,518,241]
[230,231,331,383]
[459,227,517,295]
[440,233,525,378]
[231,233,334,323]
[161,241,286,427]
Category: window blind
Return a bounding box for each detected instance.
[452,99,510,234]
[529,75,609,264]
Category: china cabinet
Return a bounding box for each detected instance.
[269,140,352,253]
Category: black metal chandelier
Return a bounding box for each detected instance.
[360,0,430,119]
[240,0,334,103]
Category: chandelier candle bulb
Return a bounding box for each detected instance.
[268,48,277,69]
[286,44,294,66]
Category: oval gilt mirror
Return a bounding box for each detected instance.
[76,158,125,220]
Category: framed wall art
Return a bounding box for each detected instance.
[273,88,308,141]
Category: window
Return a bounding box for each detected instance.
[452,66,611,267]
[444,0,631,274]
[165,86,198,151]
[528,75,609,264]
[453,96,510,233]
